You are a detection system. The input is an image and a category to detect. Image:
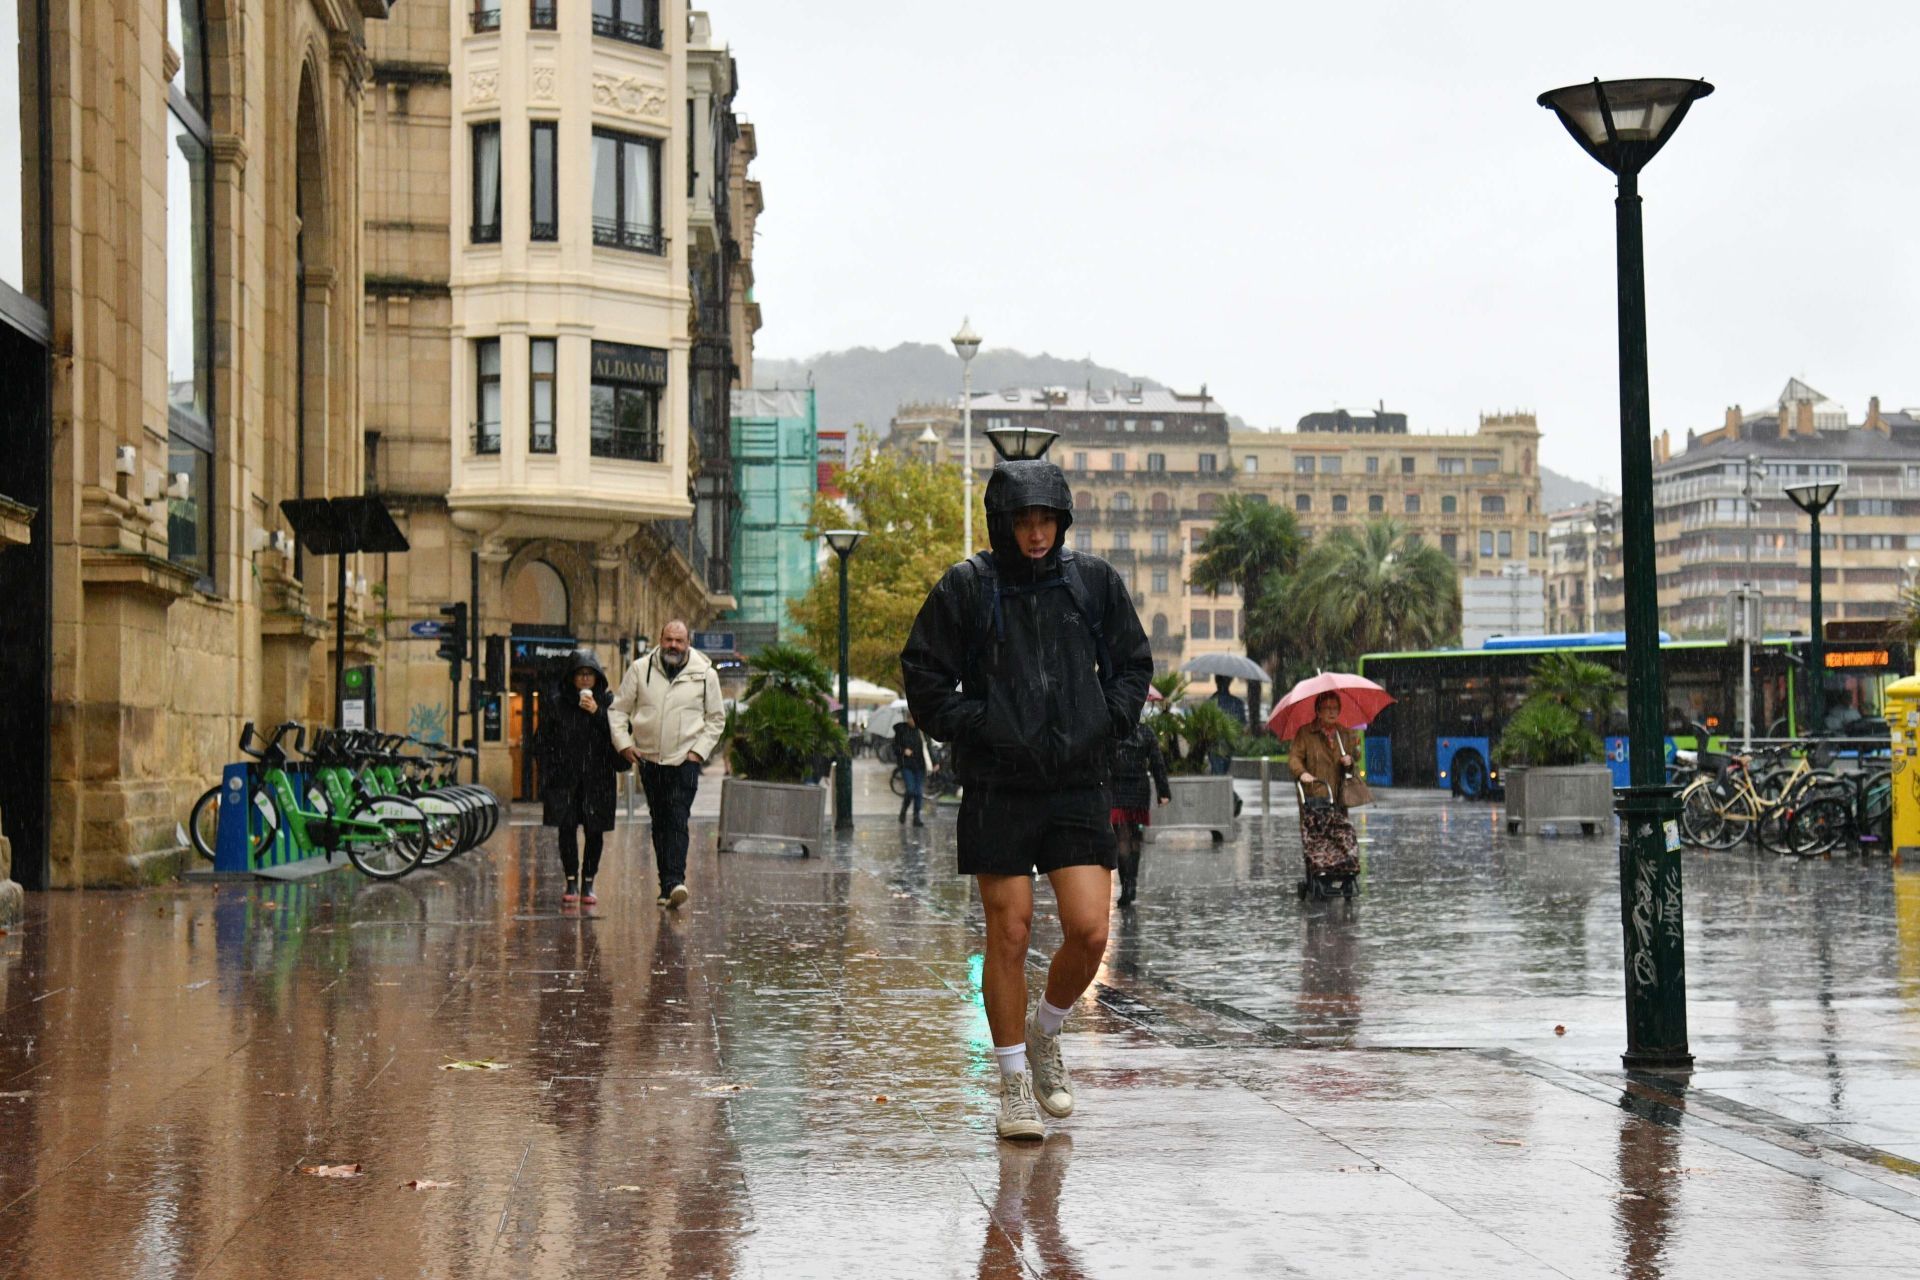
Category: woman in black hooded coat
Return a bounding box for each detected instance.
[1109,720,1171,906]
[537,649,628,905]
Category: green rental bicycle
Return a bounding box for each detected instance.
[187,722,430,878]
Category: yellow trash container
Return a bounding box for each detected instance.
[1888,675,1920,860]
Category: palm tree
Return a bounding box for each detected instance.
[1283,518,1460,669]
[1188,495,1306,666]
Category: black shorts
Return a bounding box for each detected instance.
[956,784,1116,877]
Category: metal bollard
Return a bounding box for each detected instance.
[1260,757,1271,819]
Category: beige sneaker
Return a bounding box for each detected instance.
[996,1070,1045,1141]
[668,884,690,909]
[1026,1015,1073,1118]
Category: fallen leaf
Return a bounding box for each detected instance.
[873,1094,890,1104]
[300,1163,363,1178]
[441,1059,511,1071]
[1554,1025,1567,1036]
[402,1179,456,1190]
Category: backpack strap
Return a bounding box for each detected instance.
[966,549,1115,686]
[1058,548,1115,686]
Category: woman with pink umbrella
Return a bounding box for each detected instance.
[1271,673,1393,899]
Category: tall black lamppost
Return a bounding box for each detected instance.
[823,528,866,831]
[1539,76,1713,1072]
[1784,481,1840,735]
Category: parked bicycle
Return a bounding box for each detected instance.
[1677,741,1845,853]
[1783,766,1894,857]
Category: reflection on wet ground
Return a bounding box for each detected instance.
[1,791,1918,1276]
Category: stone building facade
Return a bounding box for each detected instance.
[1,0,397,893]
[1544,501,1622,634]
[1650,379,1920,639]
[1233,409,1549,585]
[362,2,753,801]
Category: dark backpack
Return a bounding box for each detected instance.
[966,548,1115,685]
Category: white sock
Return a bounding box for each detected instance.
[1034,997,1071,1037]
[994,1044,1028,1078]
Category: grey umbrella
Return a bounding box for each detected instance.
[1180,652,1270,682]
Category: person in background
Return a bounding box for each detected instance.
[1109,719,1171,907]
[537,649,627,907]
[894,710,929,827]
[609,620,726,909]
[1208,675,1247,775]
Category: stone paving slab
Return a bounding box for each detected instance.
[2,797,1920,1276]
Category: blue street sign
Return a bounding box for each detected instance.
[409,619,448,639]
[692,630,734,653]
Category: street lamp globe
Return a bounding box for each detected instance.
[950,317,981,364]
[822,528,866,558]
[1783,481,1841,517]
[916,424,940,447]
[986,425,1058,462]
[1537,78,1714,175]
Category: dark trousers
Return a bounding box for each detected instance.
[640,759,700,889]
[556,826,604,882]
[900,765,924,821]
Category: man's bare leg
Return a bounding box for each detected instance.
[1026,863,1112,1118]
[977,873,1036,1048]
[1041,864,1112,1010]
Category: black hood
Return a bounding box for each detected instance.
[564,648,609,693]
[983,459,1075,573]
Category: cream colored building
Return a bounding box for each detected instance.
[1233,408,1549,584]
[1544,502,1621,634]
[364,2,753,801]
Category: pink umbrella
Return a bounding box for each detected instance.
[1267,672,1394,740]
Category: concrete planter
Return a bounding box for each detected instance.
[1503,764,1614,836]
[1146,775,1236,843]
[718,777,828,856]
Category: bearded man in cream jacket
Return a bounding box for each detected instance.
[609,620,726,908]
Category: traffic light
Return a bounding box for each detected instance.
[438,602,467,680]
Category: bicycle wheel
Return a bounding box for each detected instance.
[1679,782,1731,848]
[343,795,430,879]
[1787,795,1853,856]
[889,768,906,798]
[188,782,274,863]
[1699,786,1756,850]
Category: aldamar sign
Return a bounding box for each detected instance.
[591,340,668,386]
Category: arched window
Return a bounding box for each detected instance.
[1151,612,1170,641]
[1331,494,1348,513]
[1196,491,1220,513]
[1112,491,1134,511]
[1149,491,1171,512]
[1441,494,1457,515]
[508,559,570,627]
[167,0,214,581]
[1295,493,1311,513]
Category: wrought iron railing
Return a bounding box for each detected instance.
[470,8,501,34]
[591,218,665,254]
[530,2,557,30]
[592,14,663,47]
[470,220,501,244]
[530,421,555,454]
[590,425,661,462]
[472,421,501,455]
[530,220,557,242]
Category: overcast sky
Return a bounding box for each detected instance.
[716,0,1920,491]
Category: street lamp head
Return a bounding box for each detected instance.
[916,424,940,446]
[986,425,1058,461]
[1537,78,1713,176]
[1783,481,1841,517]
[822,528,866,558]
[950,317,982,364]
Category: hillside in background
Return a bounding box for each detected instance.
[1538,468,1615,512]
[752,343,1173,439]
[754,343,1616,507]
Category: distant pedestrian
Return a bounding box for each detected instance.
[894,711,929,827]
[537,650,628,907]
[1109,720,1171,907]
[1209,676,1247,775]
[609,620,726,909]
[903,455,1153,1142]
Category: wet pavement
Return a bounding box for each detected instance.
[4,776,1920,1277]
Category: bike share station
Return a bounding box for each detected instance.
[206,496,410,879]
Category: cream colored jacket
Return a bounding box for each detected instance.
[608,647,727,766]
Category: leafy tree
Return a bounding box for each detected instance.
[1188,495,1306,668]
[1281,518,1459,671]
[788,444,971,688]
[726,642,848,783]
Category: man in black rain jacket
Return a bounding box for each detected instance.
[901,457,1153,1140]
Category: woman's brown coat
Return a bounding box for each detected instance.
[1288,723,1356,805]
